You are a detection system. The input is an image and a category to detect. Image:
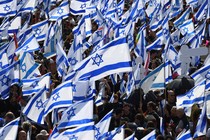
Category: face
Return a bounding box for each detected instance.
[167,90,176,104]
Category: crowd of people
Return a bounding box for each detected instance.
[0,0,210,140]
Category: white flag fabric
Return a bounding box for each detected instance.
[70,0,91,15]
[57,97,93,130]
[0,0,17,17]
[0,117,19,140]
[141,130,156,140]
[22,87,48,124]
[176,129,193,140]
[49,0,70,21]
[72,37,132,82]
[44,80,73,116]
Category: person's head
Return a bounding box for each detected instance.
[18,130,27,140]
[167,90,176,104]
[147,101,156,112]
[4,112,15,124]
[124,128,133,138]
[156,134,164,140]
[134,113,145,125]
[170,106,177,117]
[22,121,31,133]
[176,108,185,118]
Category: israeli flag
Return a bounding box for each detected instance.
[124,132,135,140]
[70,0,91,15]
[126,72,135,98]
[193,99,207,138]
[117,0,125,17]
[179,19,195,37]
[0,117,19,140]
[106,125,124,140]
[8,14,21,34]
[15,34,40,55]
[22,87,48,124]
[51,122,95,140]
[206,71,210,91]
[176,129,193,140]
[0,48,9,70]
[176,81,206,116]
[146,37,163,51]
[49,0,70,21]
[44,80,73,116]
[21,72,51,96]
[95,110,113,139]
[0,0,17,17]
[72,80,90,101]
[0,61,19,99]
[31,19,49,42]
[171,29,180,45]
[19,0,37,12]
[194,0,208,21]
[57,97,93,130]
[73,37,132,82]
[141,130,156,140]
[19,52,41,79]
[173,7,191,28]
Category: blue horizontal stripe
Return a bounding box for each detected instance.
[79,61,132,80]
[70,8,85,15]
[181,97,204,106]
[0,0,13,4]
[32,20,48,29]
[151,83,165,88]
[58,119,93,129]
[63,125,94,135]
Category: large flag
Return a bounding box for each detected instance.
[72,37,132,82]
[57,97,93,130]
[19,52,40,79]
[141,130,156,140]
[21,72,51,96]
[179,19,195,37]
[51,122,95,140]
[176,80,206,116]
[0,0,17,17]
[22,87,48,124]
[95,110,113,139]
[49,0,70,21]
[0,117,19,140]
[0,61,19,99]
[44,80,73,116]
[15,34,40,55]
[70,0,91,15]
[173,7,191,28]
[31,19,49,42]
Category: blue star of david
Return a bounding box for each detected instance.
[94,127,101,139]
[34,28,41,37]
[57,8,64,15]
[30,80,39,88]
[119,30,125,35]
[52,93,60,101]
[67,107,76,120]
[70,57,78,66]
[23,46,29,51]
[183,27,188,34]
[186,91,194,99]
[68,135,78,140]
[21,63,26,72]
[91,53,103,66]
[173,56,178,64]
[127,34,133,41]
[163,28,169,35]
[4,5,11,11]
[80,3,86,9]
[205,72,210,80]
[36,99,44,109]
[0,129,5,137]
[96,31,102,37]
[117,8,122,14]
[1,75,11,86]
[72,84,76,92]
[173,36,179,42]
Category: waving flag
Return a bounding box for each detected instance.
[19,52,40,79]
[52,122,95,140]
[125,72,135,98]
[73,37,132,82]
[0,0,17,17]
[31,19,49,42]
[21,72,51,96]
[179,19,195,37]
[206,71,210,91]
[22,87,48,124]
[70,0,91,15]
[177,129,192,140]
[44,80,73,116]
[95,110,113,139]
[141,130,156,140]
[49,0,70,21]
[117,0,125,17]
[57,97,93,129]
[72,80,90,101]
[0,117,19,140]
[0,61,19,99]
[176,80,206,116]
[194,0,208,21]
[173,7,191,28]
[171,29,180,45]
[19,0,37,12]
[124,133,135,140]
[193,99,207,138]
[0,48,9,70]
[15,34,40,55]
[106,125,124,140]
